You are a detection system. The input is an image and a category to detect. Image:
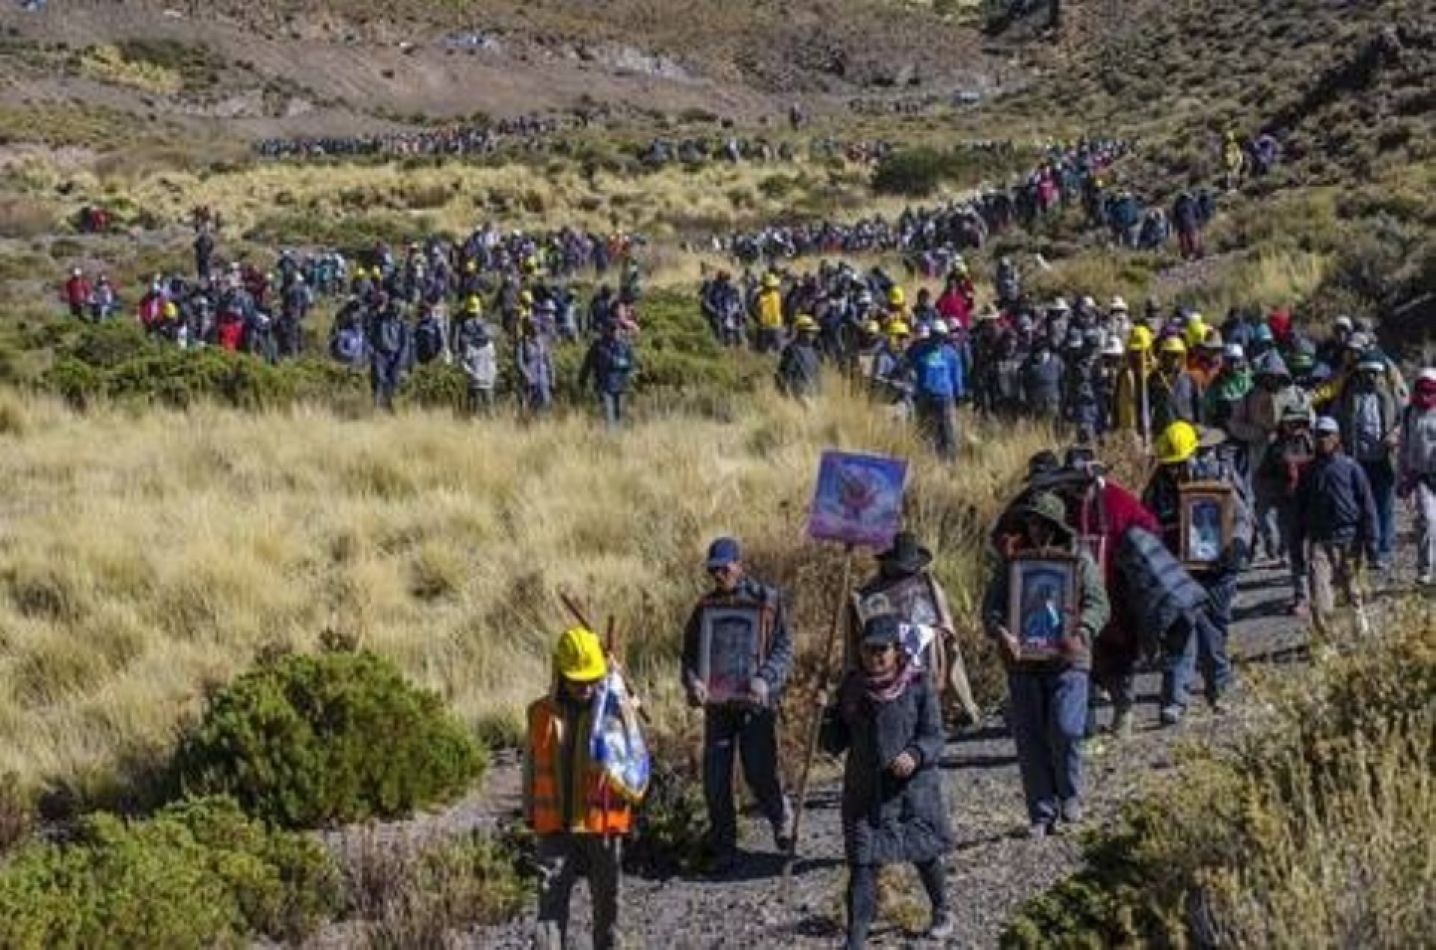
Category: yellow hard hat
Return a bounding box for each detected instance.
[162,301,178,318]
[522,255,538,273]
[888,320,911,338]
[863,319,882,335]
[464,260,478,273]
[762,273,780,290]
[464,295,482,315]
[794,314,818,333]
[1156,421,1199,465]
[888,286,905,307]
[1160,335,1188,356]
[1184,316,1207,349]
[520,289,534,304]
[553,627,607,682]
[1127,326,1153,351]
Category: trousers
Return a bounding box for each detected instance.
[1007,669,1088,825]
[702,706,790,852]
[845,859,947,949]
[534,834,622,950]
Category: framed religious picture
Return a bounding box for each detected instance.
[698,605,764,705]
[852,573,946,674]
[1179,482,1234,572]
[806,451,908,550]
[1008,551,1079,661]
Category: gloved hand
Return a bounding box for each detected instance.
[747,676,770,707]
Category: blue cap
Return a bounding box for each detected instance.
[706,537,741,569]
[1314,416,1340,435]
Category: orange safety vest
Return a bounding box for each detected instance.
[523,695,632,836]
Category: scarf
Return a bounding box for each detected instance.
[859,657,918,706]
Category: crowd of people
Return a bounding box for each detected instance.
[712,137,1219,265]
[520,330,1431,946]
[636,135,896,168]
[253,113,577,160]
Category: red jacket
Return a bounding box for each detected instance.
[937,285,974,330]
[216,314,245,351]
[65,276,91,307]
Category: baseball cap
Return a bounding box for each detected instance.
[706,537,741,569]
[1314,416,1340,436]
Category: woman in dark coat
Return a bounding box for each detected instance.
[821,615,955,948]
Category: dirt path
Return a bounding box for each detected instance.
[451,556,1324,949]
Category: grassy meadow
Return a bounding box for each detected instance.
[0,385,1052,803]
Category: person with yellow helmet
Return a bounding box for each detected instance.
[1112,326,1156,439]
[1148,334,1201,434]
[777,315,822,401]
[525,626,631,950]
[681,537,795,873]
[753,273,785,353]
[1142,419,1251,725]
[870,321,915,414]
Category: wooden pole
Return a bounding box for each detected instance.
[782,543,855,895]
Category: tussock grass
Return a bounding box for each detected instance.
[0,388,1048,800]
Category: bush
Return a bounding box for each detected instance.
[347,824,536,947]
[0,796,340,949]
[175,649,485,828]
[1002,605,1436,948]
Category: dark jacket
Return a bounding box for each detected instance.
[579,336,635,395]
[820,669,952,866]
[1294,452,1379,549]
[776,339,822,398]
[680,576,793,701]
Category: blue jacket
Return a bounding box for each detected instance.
[906,338,964,402]
[1295,452,1378,550]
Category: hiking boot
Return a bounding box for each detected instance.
[1060,798,1084,825]
[1024,821,1050,839]
[1111,707,1134,740]
[1417,572,1433,587]
[1159,704,1184,727]
[927,909,956,940]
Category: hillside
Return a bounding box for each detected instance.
[0,0,1432,947]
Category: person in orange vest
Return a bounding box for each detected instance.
[524,627,632,950]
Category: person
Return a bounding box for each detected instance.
[516,319,555,415]
[1399,368,1436,585]
[1257,407,1317,614]
[365,299,412,411]
[1227,351,1311,562]
[1144,421,1248,722]
[847,531,981,726]
[1334,355,1400,572]
[680,537,794,871]
[753,272,785,353]
[905,319,965,462]
[63,268,91,319]
[194,228,215,280]
[776,315,822,401]
[1148,335,1201,433]
[1043,451,1161,739]
[820,615,955,948]
[456,314,497,415]
[578,322,637,427]
[982,492,1109,836]
[524,627,631,950]
[1113,325,1154,441]
[1295,416,1378,641]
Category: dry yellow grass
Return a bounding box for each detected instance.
[0,387,1052,798]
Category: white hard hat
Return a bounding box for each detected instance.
[1110,295,1128,312]
[931,319,949,335]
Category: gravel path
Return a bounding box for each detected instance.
[458,554,1337,949]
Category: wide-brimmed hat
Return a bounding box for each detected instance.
[1012,492,1073,543]
[875,531,932,573]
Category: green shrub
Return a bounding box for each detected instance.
[175,649,484,828]
[0,796,339,949]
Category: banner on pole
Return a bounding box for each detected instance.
[805,451,907,549]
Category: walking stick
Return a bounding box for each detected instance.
[782,544,855,896]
